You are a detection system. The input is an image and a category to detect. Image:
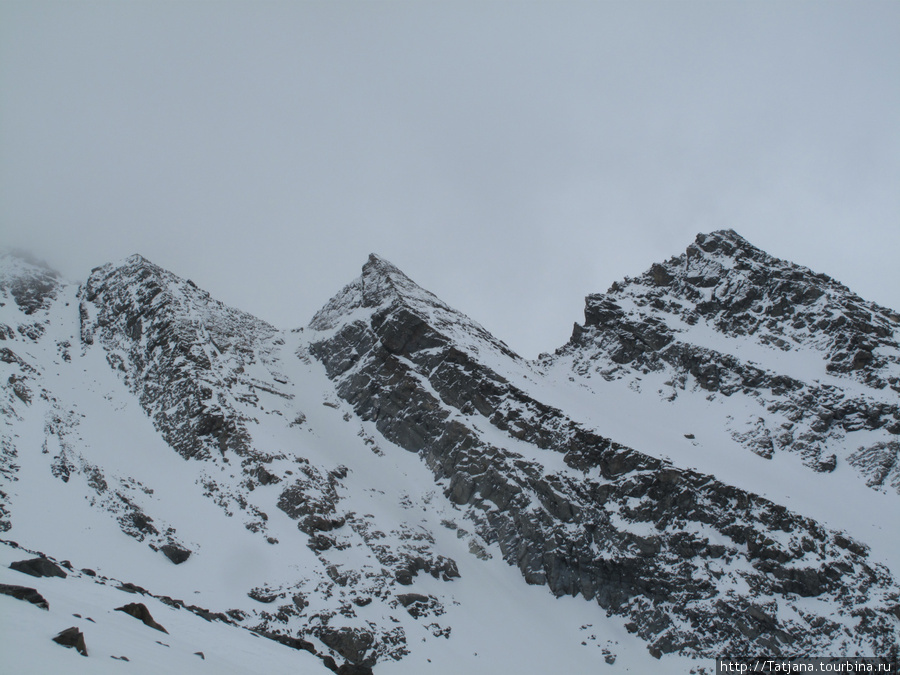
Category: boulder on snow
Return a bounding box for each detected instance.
[396,593,429,607]
[0,583,49,609]
[116,582,149,595]
[160,543,191,565]
[9,557,67,579]
[52,626,88,656]
[115,602,168,633]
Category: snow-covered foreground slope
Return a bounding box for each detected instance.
[1,239,898,672]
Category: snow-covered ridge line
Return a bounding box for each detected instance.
[2,234,899,672]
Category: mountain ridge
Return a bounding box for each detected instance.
[1,234,898,672]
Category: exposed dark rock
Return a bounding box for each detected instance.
[52,627,88,656]
[160,543,191,564]
[10,557,67,579]
[248,587,280,603]
[395,593,442,618]
[251,628,318,655]
[115,603,168,633]
[548,229,900,481]
[308,534,335,552]
[117,582,149,595]
[0,583,49,609]
[849,441,900,494]
[184,604,231,623]
[337,664,375,675]
[5,241,899,670]
[79,254,277,461]
[319,627,376,666]
[396,593,429,607]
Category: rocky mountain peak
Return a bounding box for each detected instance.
[691,227,753,252]
[579,230,899,390]
[307,241,900,661]
[545,230,900,494]
[311,254,519,362]
[309,253,427,332]
[79,254,279,461]
[359,252,449,312]
[122,252,156,269]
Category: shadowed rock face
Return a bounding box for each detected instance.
[159,543,191,565]
[308,251,900,657]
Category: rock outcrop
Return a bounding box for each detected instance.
[0,583,50,609]
[52,626,88,656]
[79,255,280,461]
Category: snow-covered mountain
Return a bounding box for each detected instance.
[1,233,898,674]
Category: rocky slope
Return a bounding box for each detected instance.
[1,238,898,672]
[308,253,900,658]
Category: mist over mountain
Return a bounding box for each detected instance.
[2,231,898,673]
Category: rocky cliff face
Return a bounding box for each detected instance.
[2,240,899,671]
[307,253,900,658]
[80,254,283,461]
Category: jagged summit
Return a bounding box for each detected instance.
[306,239,900,660]
[310,253,520,362]
[359,252,454,313]
[122,252,156,267]
[85,253,275,333]
[571,229,899,387]
[310,252,458,327]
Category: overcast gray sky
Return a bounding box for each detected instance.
[2,1,898,357]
